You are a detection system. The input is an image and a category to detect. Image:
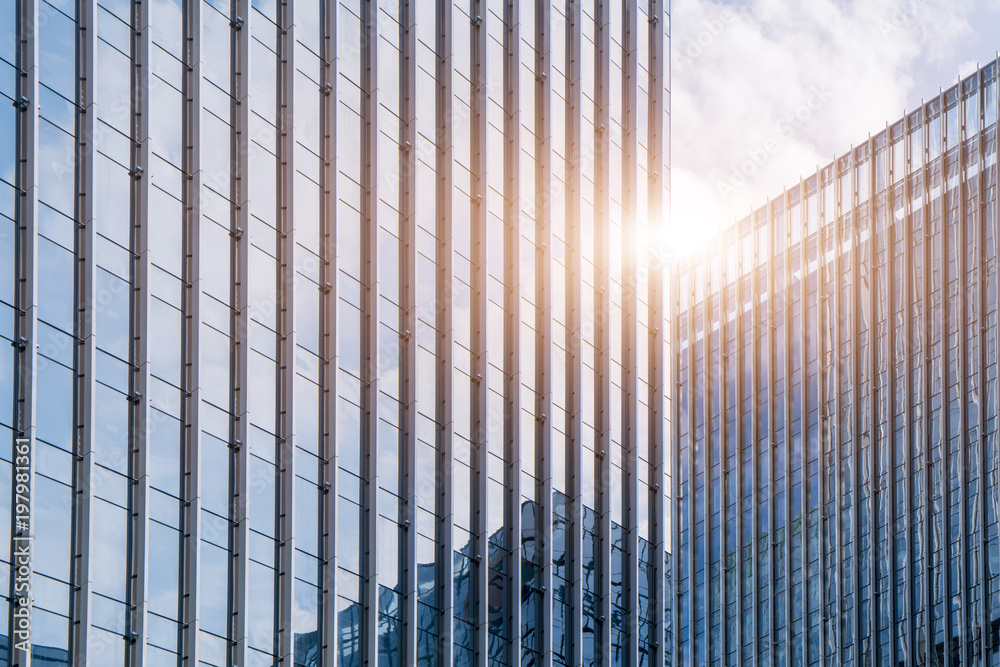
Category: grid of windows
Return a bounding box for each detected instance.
[0,0,670,665]
[673,59,1000,667]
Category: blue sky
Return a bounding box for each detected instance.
[670,0,1000,247]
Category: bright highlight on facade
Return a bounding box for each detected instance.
[672,59,1000,667]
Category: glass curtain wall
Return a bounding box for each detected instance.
[0,1,670,666]
[673,59,1000,667]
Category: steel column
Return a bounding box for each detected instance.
[71,0,96,662]
[900,116,914,666]
[648,1,669,666]
[399,0,419,664]
[231,0,252,664]
[319,0,341,664]
[9,0,37,665]
[593,0,613,664]
[503,0,523,662]
[276,0,298,663]
[565,0,584,664]
[435,0,456,663]
[620,2,640,666]
[179,0,204,661]
[127,0,152,662]
[470,0,491,664]
[919,106,933,667]
[534,0,554,665]
[360,0,381,663]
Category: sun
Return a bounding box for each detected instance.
[650,213,718,267]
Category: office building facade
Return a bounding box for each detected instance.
[672,60,1000,665]
[0,0,671,665]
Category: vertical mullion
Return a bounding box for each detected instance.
[668,228,680,662]
[724,236,735,664]
[436,0,455,662]
[805,181,812,664]
[565,0,584,663]
[819,164,833,666]
[621,1,639,665]
[937,90,951,667]
[977,68,990,661]
[504,0,523,660]
[848,144,862,667]
[276,1,297,663]
[700,256,708,667]
[990,56,1000,660]
[360,0,380,663]
[812,169,824,667]
[733,239,740,667]
[993,58,1000,659]
[956,92,970,667]
[668,251,680,665]
[704,249,711,665]
[470,0,491,663]
[400,0,418,663]
[782,189,792,667]
[685,263,694,663]
[72,0,97,661]
[9,0,36,664]
[319,0,340,663]
[535,1,553,665]
[798,180,808,667]
[129,0,153,662]
[648,1,667,665]
[593,1,613,663]
[180,0,204,660]
[765,197,775,664]
[746,227,753,667]
[750,202,759,667]
[901,120,913,665]
[231,0,252,664]
[884,127,898,667]
[964,87,973,665]
[781,191,790,667]
[920,107,932,666]
[832,157,843,666]
[864,136,876,667]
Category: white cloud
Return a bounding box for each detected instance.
[670,0,980,241]
[957,59,980,78]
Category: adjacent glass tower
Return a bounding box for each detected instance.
[672,60,1000,666]
[0,1,671,666]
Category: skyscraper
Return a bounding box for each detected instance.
[672,59,1000,666]
[0,1,671,666]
